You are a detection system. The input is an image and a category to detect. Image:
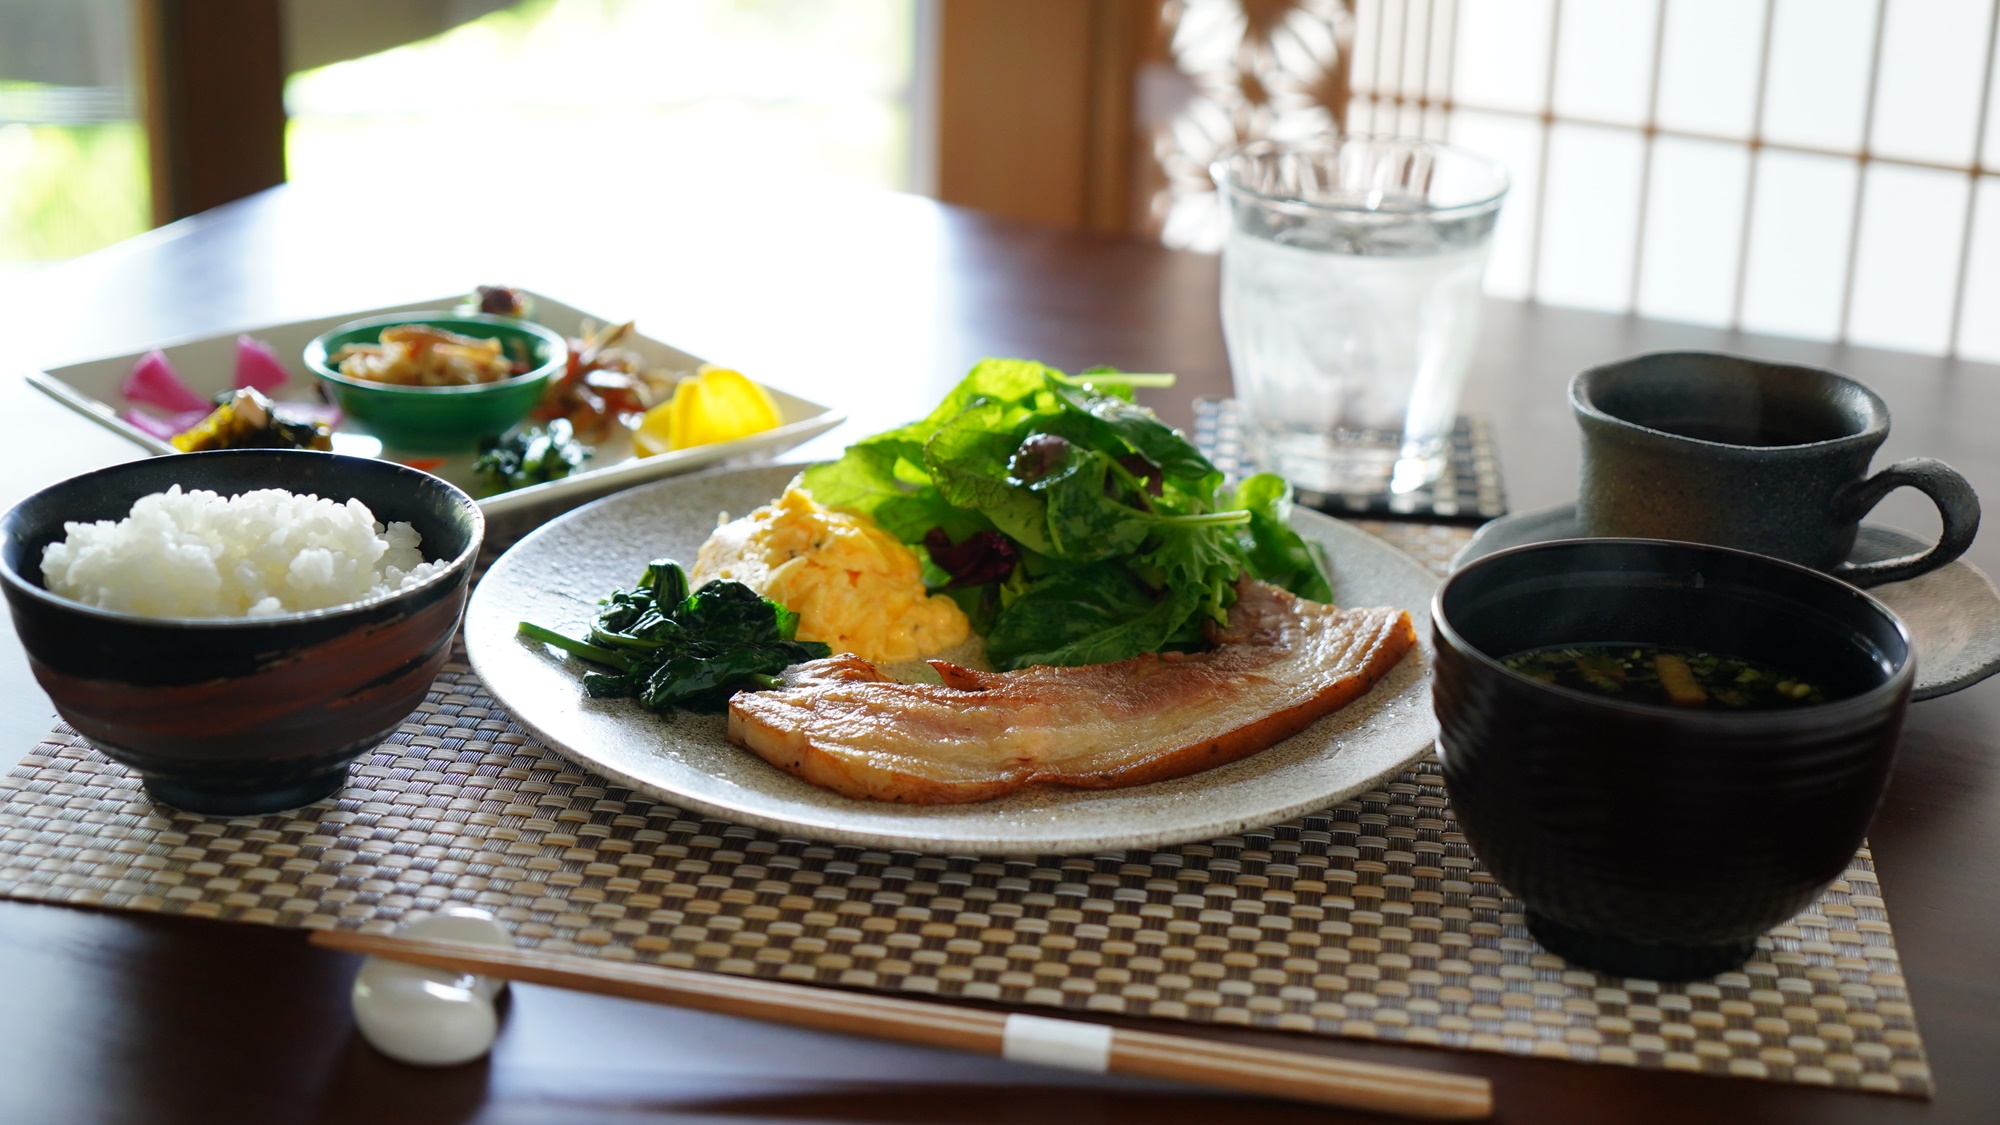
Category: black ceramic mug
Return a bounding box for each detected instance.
[1572,352,1980,586]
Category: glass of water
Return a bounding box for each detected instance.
[1212,137,1508,494]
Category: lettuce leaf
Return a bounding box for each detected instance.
[1230,474,1336,604]
[1046,381,1221,496]
[799,358,1334,669]
[983,564,1199,670]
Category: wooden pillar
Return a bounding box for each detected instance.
[935,0,1153,235]
[138,0,288,224]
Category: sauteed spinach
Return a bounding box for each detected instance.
[518,559,830,713]
[473,418,589,495]
[800,358,1332,670]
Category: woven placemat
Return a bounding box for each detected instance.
[0,523,1931,1098]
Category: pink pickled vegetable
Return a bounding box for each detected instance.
[233,335,289,392]
[280,401,343,428]
[121,350,208,413]
[123,407,210,441]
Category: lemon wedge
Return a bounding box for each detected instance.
[635,366,782,456]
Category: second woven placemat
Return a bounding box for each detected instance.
[0,523,1931,1098]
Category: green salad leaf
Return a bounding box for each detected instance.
[983,566,1203,669]
[800,358,1334,670]
[1228,474,1335,604]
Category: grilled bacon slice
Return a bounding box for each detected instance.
[726,580,1417,804]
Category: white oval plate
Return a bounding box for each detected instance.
[466,464,1439,855]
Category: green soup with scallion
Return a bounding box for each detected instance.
[1499,644,1828,709]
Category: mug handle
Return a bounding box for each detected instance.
[1831,458,1982,587]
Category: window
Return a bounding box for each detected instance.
[1344,0,2000,360]
[0,0,149,276]
[284,0,921,198]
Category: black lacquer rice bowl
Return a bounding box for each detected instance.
[0,450,482,816]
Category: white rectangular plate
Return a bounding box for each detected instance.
[27,290,846,516]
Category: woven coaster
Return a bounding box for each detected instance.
[0,524,1931,1098]
[1192,398,1508,523]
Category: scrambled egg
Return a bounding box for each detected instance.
[691,486,971,664]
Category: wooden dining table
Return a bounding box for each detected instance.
[0,180,1995,1124]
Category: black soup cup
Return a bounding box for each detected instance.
[1432,538,1912,981]
[0,450,483,815]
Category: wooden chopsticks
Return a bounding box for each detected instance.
[311,929,1492,1120]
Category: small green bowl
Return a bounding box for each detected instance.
[305,312,567,453]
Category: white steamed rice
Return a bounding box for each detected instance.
[40,486,445,618]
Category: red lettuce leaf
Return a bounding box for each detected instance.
[923,528,1020,589]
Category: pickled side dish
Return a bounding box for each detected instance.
[332,324,527,386]
[171,388,333,452]
[1499,644,1828,709]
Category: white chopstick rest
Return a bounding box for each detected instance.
[350,907,513,1066]
[1000,1013,1114,1073]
